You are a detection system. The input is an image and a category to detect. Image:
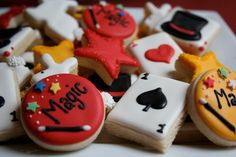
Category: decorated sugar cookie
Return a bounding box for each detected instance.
[32,40,74,64]
[88,73,132,102]
[6,56,32,88]
[188,68,236,146]
[0,6,26,29]
[141,2,171,35]
[75,29,139,85]
[25,0,82,42]
[32,53,78,84]
[0,66,24,141]
[175,51,224,82]
[128,32,183,79]
[106,73,189,153]
[81,2,137,44]
[0,27,42,60]
[153,7,220,55]
[21,74,105,151]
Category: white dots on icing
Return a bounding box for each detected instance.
[41,95,44,98]
[55,79,58,82]
[32,96,35,99]
[38,111,42,114]
[56,75,59,77]
[29,115,33,118]
[35,121,40,125]
[46,78,50,82]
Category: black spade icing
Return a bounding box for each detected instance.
[0,27,21,48]
[0,96,5,108]
[136,88,167,112]
[161,11,208,41]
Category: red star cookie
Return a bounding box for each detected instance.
[75,29,139,84]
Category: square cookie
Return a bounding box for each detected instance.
[0,66,23,141]
[153,7,220,55]
[128,32,183,79]
[106,73,189,153]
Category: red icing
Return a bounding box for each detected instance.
[204,77,215,88]
[169,23,195,36]
[106,91,125,97]
[4,51,11,57]
[0,6,26,29]
[198,46,205,52]
[22,74,105,145]
[83,3,136,39]
[75,29,139,79]
[144,44,175,63]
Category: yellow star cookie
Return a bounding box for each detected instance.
[32,40,74,64]
[175,51,224,82]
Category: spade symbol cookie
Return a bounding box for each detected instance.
[136,88,167,112]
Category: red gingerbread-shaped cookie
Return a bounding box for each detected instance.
[82,2,137,44]
[21,74,105,151]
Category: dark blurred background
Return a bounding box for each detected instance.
[0,0,235,35]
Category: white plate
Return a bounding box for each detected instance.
[1,7,236,157]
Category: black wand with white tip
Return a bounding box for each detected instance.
[199,98,236,133]
[89,7,100,29]
[38,125,91,132]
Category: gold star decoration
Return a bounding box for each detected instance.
[32,40,74,64]
[176,51,225,82]
[50,82,61,94]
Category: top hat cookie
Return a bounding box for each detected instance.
[154,7,220,55]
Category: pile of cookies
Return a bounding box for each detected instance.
[0,0,235,154]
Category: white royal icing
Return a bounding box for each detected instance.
[1,57,32,88]
[0,27,42,60]
[21,51,35,65]
[107,73,189,139]
[143,2,171,34]
[101,92,116,113]
[26,0,80,42]
[129,32,183,79]
[32,53,78,83]
[0,65,22,140]
[153,7,221,55]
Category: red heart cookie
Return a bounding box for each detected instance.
[145,44,175,63]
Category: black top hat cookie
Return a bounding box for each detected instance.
[161,11,208,41]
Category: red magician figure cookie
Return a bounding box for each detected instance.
[21,74,105,151]
[83,3,136,39]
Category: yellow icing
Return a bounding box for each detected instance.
[32,40,74,63]
[195,69,236,140]
[178,51,224,82]
[72,6,87,20]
